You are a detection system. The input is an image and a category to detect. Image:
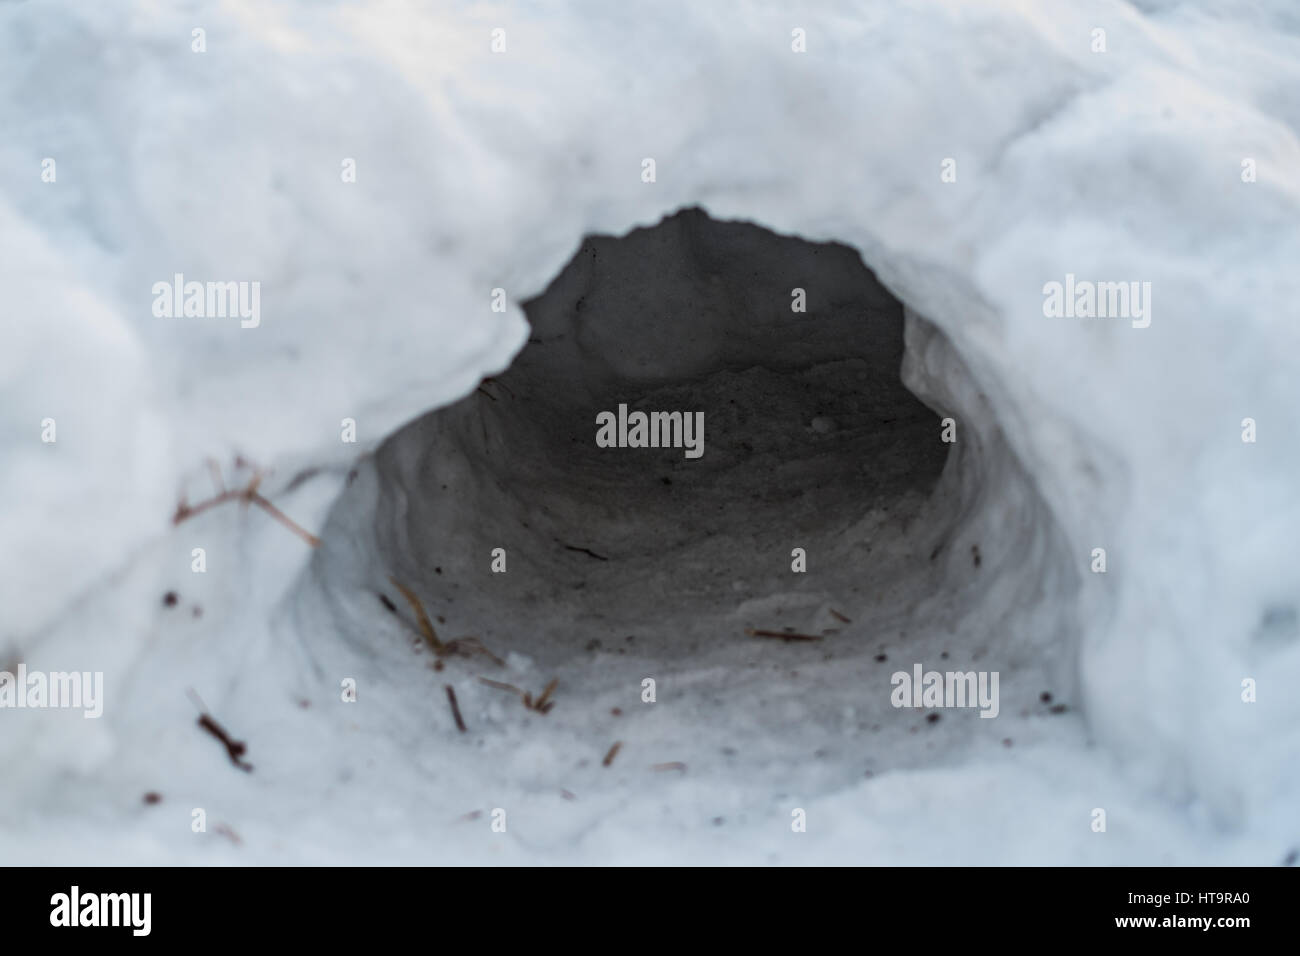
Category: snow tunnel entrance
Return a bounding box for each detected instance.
[361,208,952,650]
[305,206,1082,759]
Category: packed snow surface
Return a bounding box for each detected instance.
[1,0,1298,864]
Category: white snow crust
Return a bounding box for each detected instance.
[1,0,1297,864]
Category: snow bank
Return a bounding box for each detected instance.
[2,0,1297,864]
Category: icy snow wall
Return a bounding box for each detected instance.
[1,0,1297,864]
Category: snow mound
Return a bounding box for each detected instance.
[1,0,1297,864]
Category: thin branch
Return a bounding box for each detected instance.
[186,688,253,772]
[247,491,321,547]
[174,474,320,548]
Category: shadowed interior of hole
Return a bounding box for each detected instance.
[351,208,972,662]
[297,205,1085,780]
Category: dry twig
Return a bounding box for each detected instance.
[388,576,505,666]
[187,688,253,772]
[444,685,467,733]
[477,676,558,714]
[602,741,622,767]
[174,470,320,548]
[745,628,823,643]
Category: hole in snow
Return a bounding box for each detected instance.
[302,207,1082,772]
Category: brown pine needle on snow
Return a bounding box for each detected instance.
[449,638,506,668]
[478,677,523,697]
[388,578,505,666]
[389,577,445,652]
[477,676,558,714]
[745,627,823,643]
[531,678,559,713]
[444,685,467,733]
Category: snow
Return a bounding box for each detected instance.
[1,0,1297,864]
